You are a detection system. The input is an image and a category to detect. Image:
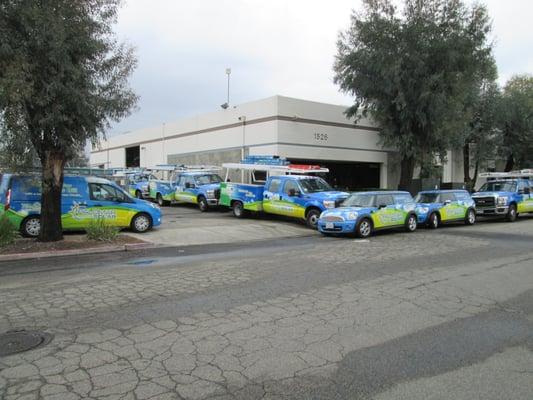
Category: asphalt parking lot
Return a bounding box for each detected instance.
[1,212,533,399]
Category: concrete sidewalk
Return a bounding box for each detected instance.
[126,205,316,246]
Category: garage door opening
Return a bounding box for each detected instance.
[125,146,140,168]
[288,159,381,191]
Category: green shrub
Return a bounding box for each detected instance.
[0,214,17,248]
[86,218,120,242]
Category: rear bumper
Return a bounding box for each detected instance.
[317,220,356,234]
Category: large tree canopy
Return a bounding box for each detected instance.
[0,0,138,241]
[499,74,533,171]
[334,0,495,190]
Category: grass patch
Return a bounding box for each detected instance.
[86,217,120,242]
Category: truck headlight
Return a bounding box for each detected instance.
[347,212,358,220]
[497,196,507,205]
[323,200,335,209]
[206,190,215,198]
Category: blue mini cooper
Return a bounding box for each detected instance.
[317,191,418,238]
[415,190,476,229]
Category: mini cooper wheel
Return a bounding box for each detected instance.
[356,218,373,238]
[135,190,143,199]
[198,196,209,212]
[21,216,41,238]
[428,212,439,229]
[306,209,321,229]
[465,209,476,225]
[405,214,417,232]
[506,204,517,222]
[131,213,152,233]
[232,201,245,218]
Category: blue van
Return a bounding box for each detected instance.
[0,174,162,237]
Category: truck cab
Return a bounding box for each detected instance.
[174,172,223,211]
[472,170,533,222]
[415,189,476,228]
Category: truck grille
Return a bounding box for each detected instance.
[474,197,495,207]
[214,189,221,199]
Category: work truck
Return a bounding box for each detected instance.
[471,170,533,221]
[148,165,222,210]
[219,157,348,228]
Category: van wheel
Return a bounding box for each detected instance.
[131,213,152,233]
[405,214,417,232]
[135,190,143,199]
[232,201,245,218]
[356,218,373,238]
[428,213,439,229]
[465,209,476,225]
[506,204,517,222]
[306,209,321,229]
[22,216,41,238]
[198,196,209,212]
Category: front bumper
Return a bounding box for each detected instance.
[317,220,356,234]
[206,198,219,206]
[475,206,508,216]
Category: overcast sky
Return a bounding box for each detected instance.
[109,0,533,135]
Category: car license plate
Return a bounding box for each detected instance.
[326,222,334,229]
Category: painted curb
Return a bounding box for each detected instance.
[0,242,154,262]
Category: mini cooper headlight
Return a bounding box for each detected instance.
[323,200,336,209]
[497,196,508,205]
[417,206,429,214]
[347,212,358,220]
[319,211,327,219]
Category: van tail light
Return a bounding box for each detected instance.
[5,189,11,211]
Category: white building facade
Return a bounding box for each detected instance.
[90,95,464,190]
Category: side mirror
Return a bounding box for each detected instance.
[378,204,387,209]
[444,200,452,205]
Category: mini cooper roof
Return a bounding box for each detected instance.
[348,190,412,196]
[417,189,469,194]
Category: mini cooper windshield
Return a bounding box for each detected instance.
[415,193,439,203]
[195,174,223,185]
[342,193,374,207]
[478,181,517,192]
[299,178,332,193]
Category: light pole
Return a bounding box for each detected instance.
[221,68,231,109]
[239,115,246,181]
[226,68,231,106]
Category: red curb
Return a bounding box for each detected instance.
[0,245,126,262]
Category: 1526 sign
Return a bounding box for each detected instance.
[314,133,328,141]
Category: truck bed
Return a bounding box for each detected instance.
[219,182,265,211]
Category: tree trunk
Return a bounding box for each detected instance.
[504,154,514,172]
[398,156,415,192]
[39,150,66,242]
[463,143,471,186]
[472,160,480,191]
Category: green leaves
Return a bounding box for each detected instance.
[334,0,496,188]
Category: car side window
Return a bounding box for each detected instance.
[283,180,300,195]
[518,180,529,193]
[439,193,456,203]
[268,179,281,192]
[454,192,468,201]
[90,183,126,202]
[183,176,195,188]
[376,194,394,206]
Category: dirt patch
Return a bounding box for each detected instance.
[0,234,146,255]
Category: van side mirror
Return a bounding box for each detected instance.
[444,200,451,205]
[378,204,387,209]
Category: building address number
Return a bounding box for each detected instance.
[314,133,328,141]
